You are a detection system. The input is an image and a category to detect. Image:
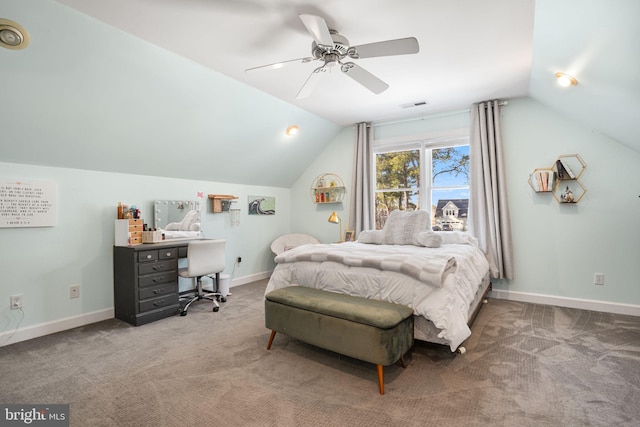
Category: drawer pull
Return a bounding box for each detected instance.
[153,300,164,306]
[146,254,152,259]
[152,276,164,282]
[165,252,172,257]
[153,288,164,294]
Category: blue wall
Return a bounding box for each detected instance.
[0,161,291,344]
[2,96,639,346]
[290,98,640,315]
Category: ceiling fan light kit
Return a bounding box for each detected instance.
[0,18,30,50]
[246,14,419,99]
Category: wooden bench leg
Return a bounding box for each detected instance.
[377,365,384,395]
[399,355,407,369]
[267,330,277,350]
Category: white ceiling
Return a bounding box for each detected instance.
[54,0,535,127]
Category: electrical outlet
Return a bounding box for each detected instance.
[594,273,604,286]
[10,294,23,309]
[237,257,242,264]
[69,285,80,299]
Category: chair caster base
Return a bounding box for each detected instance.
[220,297,227,303]
[213,306,220,312]
[180,310,188,316]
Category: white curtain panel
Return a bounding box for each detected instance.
[349,122,374,236]
[469,101,514,279]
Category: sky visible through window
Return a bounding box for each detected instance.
[432,145,469,208]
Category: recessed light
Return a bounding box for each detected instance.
[286,125,299,136]
[555,72,578,87]
[0,18,30,50]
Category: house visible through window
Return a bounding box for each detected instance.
[374,132,470,231]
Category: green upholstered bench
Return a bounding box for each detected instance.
[265,286,414,394]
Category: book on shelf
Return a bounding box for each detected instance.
[558,158,576,179]
[555,160,566,179]
[529,170,554,192]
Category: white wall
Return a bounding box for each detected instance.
[0,161,291,345]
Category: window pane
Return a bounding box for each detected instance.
[376,149,420,190]
[375,191,419,229]
[432,189,469,232]
[432,146,469,187]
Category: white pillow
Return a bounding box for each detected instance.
[435,231,478,245]
[383,210,431,245]
[416,231,443,248]
[357,229,385,244]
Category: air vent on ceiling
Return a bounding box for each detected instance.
[400,100,429,109]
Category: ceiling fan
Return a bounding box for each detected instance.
[245,14,419,99]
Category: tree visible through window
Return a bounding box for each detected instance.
[375,139,469,231]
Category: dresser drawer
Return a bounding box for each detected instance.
[139,294,176,313]
[138,250,158,262]
[159,248,178,259]
[138,259,177,275]
[138,271,176,287]
[139,282,178,300]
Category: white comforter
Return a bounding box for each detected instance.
[265,242,490,352]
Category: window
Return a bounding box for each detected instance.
[374,134,470,231]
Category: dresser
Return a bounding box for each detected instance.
[113,241,190,326]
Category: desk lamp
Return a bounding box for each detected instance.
[328,211,342,242]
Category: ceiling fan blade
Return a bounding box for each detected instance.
[299,14,334,48]
[350,37,419,59]
[340,62,389,94]
[296,66,326,99]
[245,57,315,72]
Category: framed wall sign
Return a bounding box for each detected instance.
[0,180,57,228]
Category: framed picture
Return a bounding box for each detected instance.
[248,195,275,215]
[344,230,354,242]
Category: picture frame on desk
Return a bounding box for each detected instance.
[344,230,354,242]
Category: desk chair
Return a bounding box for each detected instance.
[178,239,226,316]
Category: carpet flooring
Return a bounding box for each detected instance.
[1,279,639,427]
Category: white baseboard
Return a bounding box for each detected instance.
[229,271,272,287]
[490,289,640,317]
[0,271,274,347]
[0,308,114,347]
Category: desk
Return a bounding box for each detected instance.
[113,240,193,326]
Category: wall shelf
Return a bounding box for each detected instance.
[552,154,587,203]
[529,154,587,204]
[208,194,238,213]
[310,173,345,204]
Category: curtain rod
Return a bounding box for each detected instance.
[371,101,508,127]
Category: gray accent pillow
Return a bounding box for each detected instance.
[383,210,431,245]
[416,231,443,248]
[357,229,385,244]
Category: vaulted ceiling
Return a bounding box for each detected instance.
[1,0,638,188]
[54,0,536,126]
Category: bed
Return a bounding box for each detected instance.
[264,210,491,352]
